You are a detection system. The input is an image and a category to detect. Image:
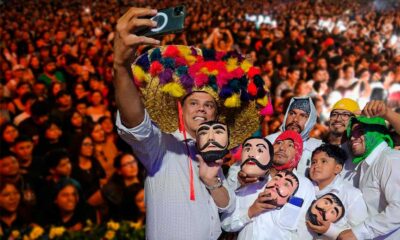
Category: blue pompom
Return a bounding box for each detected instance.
[136,53,150,71]
[257,87,266,98]
[208,76,218,92]
[176,66,188,76]
[150,48,162,62]
[253,75,264,88]
[202,48,216,61]
[161,58,175,69]
[228,78,241,92]
[219,87,233,98]
[240,90,250,102]
[239,76,248,89]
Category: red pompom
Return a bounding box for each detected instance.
[248,67,261,78]
[163,45,179,58]
[149,61,163,77]
[248,81,257,96]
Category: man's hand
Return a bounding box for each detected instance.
[248,190,277,218]
[197,155,223,187]
[337,229,357,240]
[306,220,330,234]
[114,7,160,67]
[238,170,259,187]
[361,100,389,118]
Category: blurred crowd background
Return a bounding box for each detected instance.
[1,0,400,234]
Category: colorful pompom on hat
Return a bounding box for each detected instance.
[131,45,271,147]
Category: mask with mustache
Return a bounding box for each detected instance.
[240,137,273,178]
[196,121,229,163]
[307,201,321,226]
[241,158,271,171]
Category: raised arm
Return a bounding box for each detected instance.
[113,7,160,128]
[361,100,400,135]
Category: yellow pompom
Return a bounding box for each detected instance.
[199,67,218,75]
[177,46,197,65]
[240,60,252,72]
[224,94,241,108]
[257,95,268,107]
[132,65,149,83]
[161,82,186,98]
[227,58,238,72]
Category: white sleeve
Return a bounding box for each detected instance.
[353,152,400,239]
[115,110,166,174]
[221,204,252,232]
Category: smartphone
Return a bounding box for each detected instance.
[138,6,186,37]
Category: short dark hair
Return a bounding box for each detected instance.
[13,135,33,146]
[311,144,347,165]
[45,148,70,170]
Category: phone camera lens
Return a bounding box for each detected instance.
[174,6,183,16]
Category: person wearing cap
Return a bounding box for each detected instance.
[222,130,315,240]
[325,98,360,146]
[112,7,269,240]
[337,117,400,240]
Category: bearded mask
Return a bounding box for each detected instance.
[262,170,299,208]
[240,137,273,178]
[307,193,345,226]
[196,121,229,163]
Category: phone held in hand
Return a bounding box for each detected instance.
[138,5,186,37]
[288,196,304,207]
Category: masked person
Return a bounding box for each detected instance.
[265,97,323,177]
[308,144,368,239]
[113,7,270,240]
[222,131,315,239]
[337,117,400,240]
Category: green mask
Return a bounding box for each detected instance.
[346,116,393,164]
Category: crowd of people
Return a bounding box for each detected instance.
[1,0,400,239]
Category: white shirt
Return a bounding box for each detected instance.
[350,142,400,240]
[222,172,315,240]
[116,110,235,240]
[313,176,368,239]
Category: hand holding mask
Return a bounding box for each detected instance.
[262,170,299,208]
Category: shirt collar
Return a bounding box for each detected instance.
[364,141,388,166]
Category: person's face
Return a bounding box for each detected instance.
[273,139,296,166]
[264,171,298,207]
[0,156,19,176]
[76,103,87,115]
[55,185,79,213]
[71,112,83,128]
[135,189,146,213]
[288,70,300,82]
[17,84,30,97]
[52,83,62,96]
[0,184,20,213]
[3,125,19,143]
[80,137,94,157]
[100,118,114,134]
[57,94,72,108]
[344,67,355,80]
[329,110,354,135]
[310,151,342,186]
[33,83,47,97]
[317,59,327,69]
[45,62,56,73]
[241,138,271,177]
[196,123,228,152]
[118,154,138,179]
[350,123,366,156]
[315,70,325,82]
[309,195,344,225]
[285,108,309,133]
[52,158,72,177]
[45,123,62,141]
[74,84,85,97]
[91,92,102,105]
[91,124,105,143]
[182,92,217,137]
[12,141,34,162]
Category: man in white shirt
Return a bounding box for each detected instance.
[308,144,368,239]
[337,116,400,240]
[223,130,315,240]
[265,97,323,177]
